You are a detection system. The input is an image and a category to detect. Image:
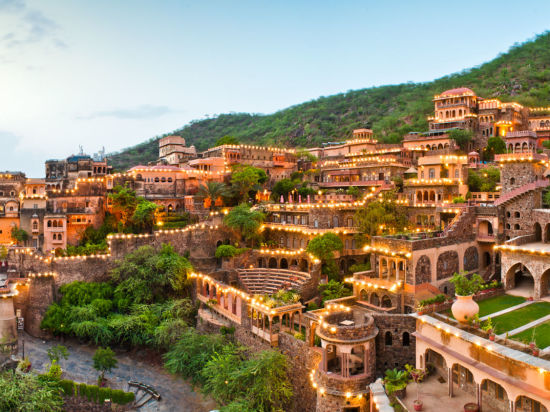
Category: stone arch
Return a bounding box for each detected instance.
[359,289,368,302]
[534,222,542,242]
[425,349,448,377]
[258,258,265,268]
[402,332,410,346]
[370,292,380,306]
[437,250,459,280]
[515,395,548,412]
[299,259,308,272]
[381,295,392,308]
[545,223,550,243]
[463,246,479,272]
[540,268,550,298]
[480,378,509,411]
[504,262,535,293]
[478,220,493,237]
[268,258,277,268]
[290,259,298,267]
[280,258,288,269]
[415,255,431,285]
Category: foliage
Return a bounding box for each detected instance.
[230,165,268,202]
[544,191,550,207]
[354,191,407,241]
[253,289,300,308]
[47,345,69,363]
[448,129,474,151]
[59,379,135,404]
[197,181,229,210]
[216,135,239,146]
[92,347,118,380]
[449,272,484,296]
[271,178,297,202]
[0,371,64,412]
[349,262,371,273]
[110,32,550,169]
[453,196,465,203]
[306,233,343,262]
[10,226,29,244]
[318,280,352,304]
[215,244,247,258]
[418,294,447,307]
[131,199,159,232]
[468,167,500,192]
[46,360,63,380]
[482,317,494,333]
[224,204,265,246]
[346,186,361,198]
[483,136,506,160]
[108,185,159,232]
[384,368,410,394]
[0,245,8,260]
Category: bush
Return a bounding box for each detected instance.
[419,294,447,307]
[60,379,76,396]
[215,245,247,258]
[293,332,305,341]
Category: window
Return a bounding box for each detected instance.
[385,331,392,346]
[515,211,520,218]
[402,332,410,346]
[429,168,435,179]
[32,222,38,230]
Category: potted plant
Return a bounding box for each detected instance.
[470,313,480,329]
[529,328,537,350]
[384,368,410,399]
[464,402,480,412]
[17,357,31,373]
[450,272,483,323]
[416,303,425,316]
[482,318,495,340]
[405,364,425,411]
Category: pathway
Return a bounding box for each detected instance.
[18,333,217,412]
[497,314,550,339]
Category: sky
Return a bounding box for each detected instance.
[1,0,550,176]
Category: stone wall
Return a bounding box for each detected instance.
[371,313,416,376]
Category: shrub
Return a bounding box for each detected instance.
[450,272,483,296]
[293,332,305,341]
[419,294,446,307]
[60,379,76,396]
[215,245,247,258]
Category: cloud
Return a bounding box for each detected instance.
[80,105,177,120]
[0,2,67,50]
[0,0,25,12]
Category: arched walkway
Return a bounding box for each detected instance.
[505,263,535,298]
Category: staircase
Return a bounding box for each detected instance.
[237,268,311,295]
[442,206,473,237]
[494,180,548,206]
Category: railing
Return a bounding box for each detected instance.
[494,180,548,206]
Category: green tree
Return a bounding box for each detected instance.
[483,136,506,160]
[11,226,29,244]
[108,185,138,227]
[449,129,474,151]
[47,345,69,363]
[468,167,500,192]
[346,186,361,198]
[306,233,344,280]
[215,135,239,146]
[318,280,352,304]
[93,347,118,382]
[215,244,246,258]
[224,204,265,247]
[230,165,268,202]
[132,199,158,232]
[197,181,229,210]
[354,191,407,241]
[271,178,297,202]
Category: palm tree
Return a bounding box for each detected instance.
[197,181,228,211]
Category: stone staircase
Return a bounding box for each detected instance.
[442,206,473,238]
[494,180,548,207]
[237,268,312,295]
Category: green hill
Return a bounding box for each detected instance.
[109,32,550,171]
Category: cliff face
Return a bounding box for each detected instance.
[108,32,550,171]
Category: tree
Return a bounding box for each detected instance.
[132,199,158,232]
[230,165,268,202]
[108,185,138,227]
[10,226,28,244]
[224,204,265,247]
[215,135,239,146]
[0,245,7,260]
[93,347,118,382]
[306,233,344,280]
[483,136,506,160]
[197,181,229,210]
[354,191,407,241]
[318,280,352,304]
[467,167,500,192]
[449,129,474,151]
[215,244,246,258]
[271,178,296,202]
[346,186,361,198]
[47,345,69,363]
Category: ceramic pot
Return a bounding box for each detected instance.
[451,295,479,323]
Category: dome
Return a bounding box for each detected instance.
[440,87,475,96]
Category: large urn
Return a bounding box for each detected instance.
[451,295,479,323]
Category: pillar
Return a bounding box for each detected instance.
[342,352,348,377]
[448,367,453,397]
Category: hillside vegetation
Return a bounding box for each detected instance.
[109,32,550,171]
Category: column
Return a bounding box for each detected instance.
[448,367,453,397]
[341,352,348,377]
[476,383,481,407]
[363,343,369,377]
[322,347,327,372]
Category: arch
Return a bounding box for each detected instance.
[370,293,380,306]
[463,246,479,271]
[429,191,436,202]
[402,332,410,346]
[384,331,392,346]
[416,190,422,203]
[535,223,542,242]
[290,259,298,267]
[332,215,339,227]
[425,349,448,377]
[483,252,492,268]
[540,268,550,298]
[280,258,288,269]
[381,295,392,308]
[478,220,493,237]
[359,289,368,302]
[423,190,429,202]
[437,143,443,150]
[515,395,548,412]
[505,262,534,296]
[268,258,277,268]
[349,345,365,376]
[47,220,52,227]
[437,250,459,280]
[415,255,431,284]
[299,259,308,272]
[510,177,516,185]
[257,258,265,268]
[52,220,58,228]
[480,378,509,410]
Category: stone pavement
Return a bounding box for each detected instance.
[18,332,218,412]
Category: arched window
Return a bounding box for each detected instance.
[154,177,160,183]
[53,233,56,240]
[332,216,339,227]
[403,332,410,346]
[385,331,393,346]
[53,220,58,228]
[167,177,173,182]
[161,177,166,182]
[32,221,38,230]
[47,220,52,227]
[58,234,62,241]
[314,219,318,228]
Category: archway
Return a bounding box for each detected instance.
[478,220,493,237]
[370,293,380,306]
[535,223,542,242]
[268,258,277,268]
[349,345,365,376]
[258,258,265,268]
[359,289,368,302]
[483,252,492,268]
[515,395,548,412]
[480,379,509,411]
[280,258,288,269]
[381,295,392,308]
[540,268,550,298]
[505,263,535,298]
[299,259,308,272]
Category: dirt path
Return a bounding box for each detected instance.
[18,333,217,412]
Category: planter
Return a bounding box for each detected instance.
[532,348,540,357]
[413,399,423,411]
[393,386,407,399]
[464,402,479,412]
[451,294,479,323]
[530,342,536,350]
[489,334,495,341]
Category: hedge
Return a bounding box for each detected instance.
[59,379,134,405]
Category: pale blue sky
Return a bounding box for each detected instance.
[1,0,549,176]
